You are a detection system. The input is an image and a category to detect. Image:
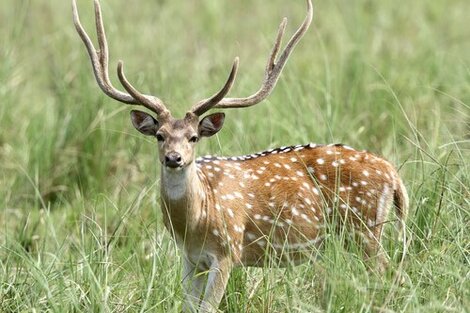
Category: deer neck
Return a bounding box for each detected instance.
[160,162,206,233]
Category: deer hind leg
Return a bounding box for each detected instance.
[361,225,388,275]
[362,184,394,274]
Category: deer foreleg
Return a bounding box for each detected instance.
[182,259,206,313]
[199,256,232,313]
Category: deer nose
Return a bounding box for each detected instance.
[165,152,183,168]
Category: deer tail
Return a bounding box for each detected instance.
[393,177,409,241]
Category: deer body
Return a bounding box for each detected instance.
[160,143,408,311]
[73,0,408,311]
[164,143,408,267]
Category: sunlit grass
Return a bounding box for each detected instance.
[1,0,469,312]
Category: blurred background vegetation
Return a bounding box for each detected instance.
[0,0,468,311]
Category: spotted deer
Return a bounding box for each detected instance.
[73,0,408,312]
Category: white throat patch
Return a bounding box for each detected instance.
[162,167,189,200]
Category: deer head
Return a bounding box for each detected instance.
[130,110,226,169]
[72,0,313,171]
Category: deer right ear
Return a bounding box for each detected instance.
[130,110,159,136]
[199,112,225,137]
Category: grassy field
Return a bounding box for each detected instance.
[1,0,469,312]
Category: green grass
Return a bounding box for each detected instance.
[1,0,469,312]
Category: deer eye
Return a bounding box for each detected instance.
[156,134,165,142]
[189,135,199,143]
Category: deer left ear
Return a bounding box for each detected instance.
[199,112,225,137]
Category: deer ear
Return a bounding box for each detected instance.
[199,112,225,137]
[130,110,159,136]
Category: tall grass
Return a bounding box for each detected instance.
[1,0,469,312]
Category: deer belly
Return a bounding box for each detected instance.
[240,227,324,266]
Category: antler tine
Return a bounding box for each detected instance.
[191,58,239,116]
[117,61,169,116]
[212,0,313,109]
[72,0,167,115]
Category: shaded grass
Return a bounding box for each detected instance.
[1,0,469,312]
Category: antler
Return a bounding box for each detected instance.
[191,57,239,116]
[191,0,313,115]
[72,0,169,116]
